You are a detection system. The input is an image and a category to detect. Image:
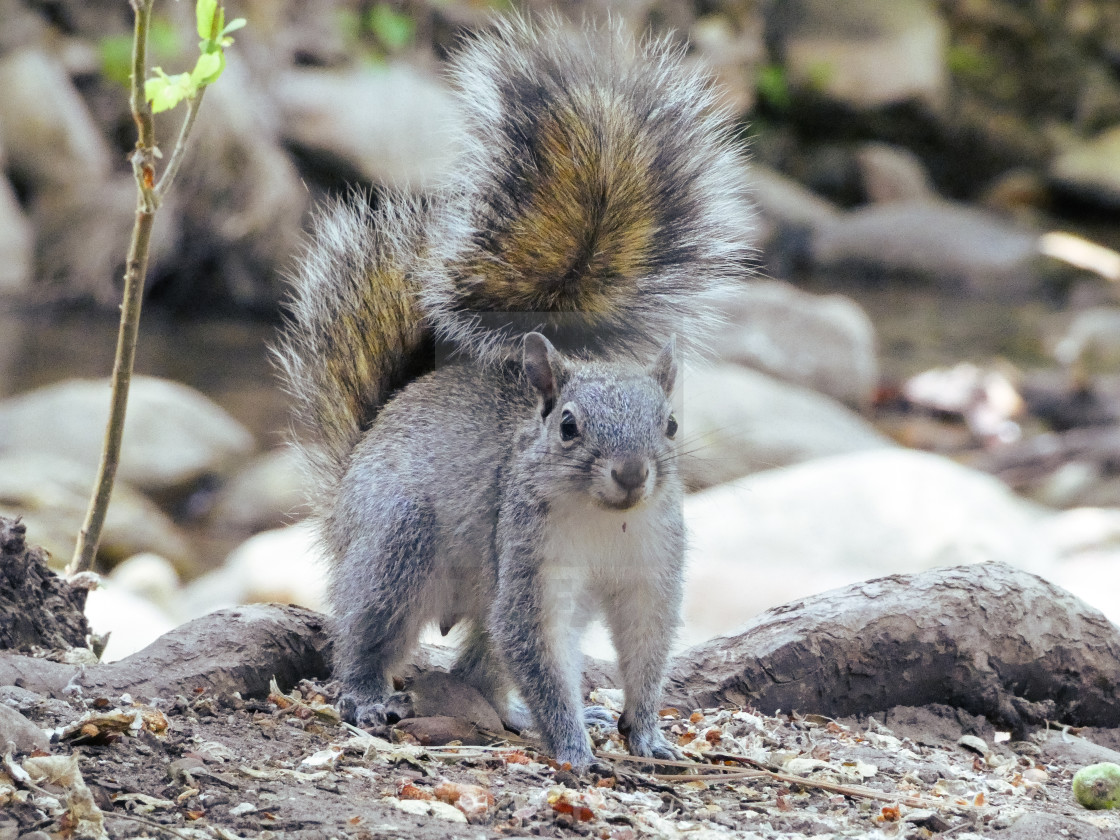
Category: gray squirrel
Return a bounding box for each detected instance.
[275,16,753,771]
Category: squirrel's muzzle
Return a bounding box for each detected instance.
[610,457,650,492]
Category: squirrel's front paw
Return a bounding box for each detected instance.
[619,712,684,763]
[554,742,596,774]
[627,731,684,762]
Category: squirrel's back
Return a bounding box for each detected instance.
[276,15,754,508]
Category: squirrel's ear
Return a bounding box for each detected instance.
[650,336,678,396]
[523,332,561,417]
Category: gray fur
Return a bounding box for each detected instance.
[326,336,684,768]
[277,16,752,771]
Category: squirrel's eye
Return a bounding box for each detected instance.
[666,414,678,439]
[559,410,580,441]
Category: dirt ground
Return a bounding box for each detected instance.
[4,677,1120,840]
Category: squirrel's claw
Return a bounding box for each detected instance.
[621,724,686,764]
[339,694,393,733]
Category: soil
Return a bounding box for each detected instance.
[3,678,1120,840]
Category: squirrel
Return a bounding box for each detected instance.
[275,15,753,771]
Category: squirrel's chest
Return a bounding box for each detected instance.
[535,499,670,581]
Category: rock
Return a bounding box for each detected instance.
[275,63,460,188]
[179,523,327,621]
[751,165,841,233]
[0,175,32,295]
[0,0,45,53]
[748,165,840,274]
[32,175,181,306]
[810,199,1043,299]
[106,553,182,617]
[1053,306,1120,369]
[680,449,1054,646]
[1043,509,1120,627]
[854,142,935,203]
[84,580,177,663]
[1035,730,1120,770]
[678,364,891,490]
[774,0,948,111]
[394,716,495,747]
[1051,125,1120,210]
[0,376,255,497]
[712,279,879,408]
[1003,812,1113,839]
[399,672,504,733]
[0,703,48,753]
[208,448,306,535]
[0,455,194,572]
[0,48,110,193]
[0,515,89,652]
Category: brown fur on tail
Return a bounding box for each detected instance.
[421,16,755,361]
[274,192,431,503]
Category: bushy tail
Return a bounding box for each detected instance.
[274,192,431,504]
[422,15,755,362]
[277,16,755,505]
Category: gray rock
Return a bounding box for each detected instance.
[33,175,181,306]
[85,579,177,663]
[678,364,891,491]
[179,523,327,622]
[0,702,49,752]
[1051,125,1120,210]
[749,165,840,269]
[680,449,1054,645]
[275,63,460,188]
[810,199,1043,299]
[879,705,994,747]
[712,279,879,408]
[400,672,504,733]
[0,48,110,192]
[751,165,840,232]
[0,0,45,53]
[0,376,255,496]
[208,448,306,534]
[1034,730,1120,769]
[855,142,935,203]
[1052,306,1120,368]
[0,454,193,571]
[776,0,948,111]
[1003,812,1112,840]
[0,175,32,294]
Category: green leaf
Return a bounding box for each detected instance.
[145,68,197,113]
[222,18,247,36]
[190,50,225,87]
[367,4,415,52]
[196,0,219,40]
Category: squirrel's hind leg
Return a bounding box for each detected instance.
[329,493,438,726]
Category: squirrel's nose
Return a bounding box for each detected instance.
[610,457,649,491]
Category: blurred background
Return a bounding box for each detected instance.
[3,0,1120,660]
